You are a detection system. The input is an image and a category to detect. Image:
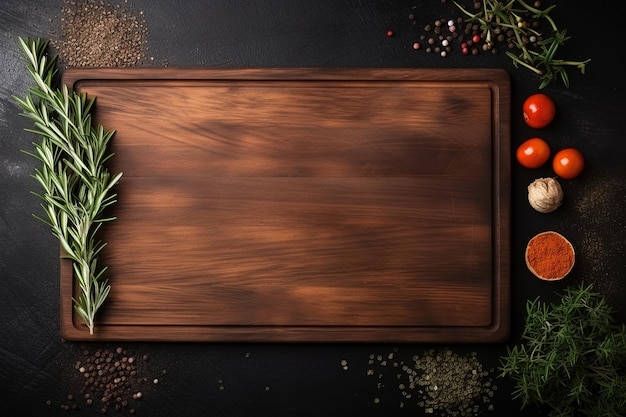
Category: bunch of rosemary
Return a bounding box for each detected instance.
[14,37,122,335]
[499,283,626,417]
[454,0,590,88]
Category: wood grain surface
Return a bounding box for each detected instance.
[60,68,510,342]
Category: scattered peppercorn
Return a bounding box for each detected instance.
[392,0,558,66]
[51,345,165,414]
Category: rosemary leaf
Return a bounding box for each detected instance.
[14,37,122,335]
[454,0,590,89]
[499,283,626,416]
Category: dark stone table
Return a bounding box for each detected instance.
[1,1,624,416]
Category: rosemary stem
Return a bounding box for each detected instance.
[15,37,121,335]
[453,0,590,89]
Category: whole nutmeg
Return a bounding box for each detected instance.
[527,177,563,213]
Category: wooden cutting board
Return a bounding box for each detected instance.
[60,68,510,342]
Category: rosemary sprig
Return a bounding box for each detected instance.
[454,0,591,88]
[14,37,122,335]
[499,283,626,416]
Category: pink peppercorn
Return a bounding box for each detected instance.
[386,30,395,37]
[412,42,420,50]
[472,34,481,43]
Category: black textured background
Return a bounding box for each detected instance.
[1,1,624,416]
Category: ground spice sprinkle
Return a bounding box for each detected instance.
[347,347,496,415]
[51,0,148,68]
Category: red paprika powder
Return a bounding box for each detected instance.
[525,231,575,280]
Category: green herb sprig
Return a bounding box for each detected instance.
[14,37,122,335]
[499,283,626,416]
[454,0,591,88]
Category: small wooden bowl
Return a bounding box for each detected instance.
[525,231,575,281]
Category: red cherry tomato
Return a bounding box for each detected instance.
[516,137,551,169]
[552,148,584,179]
[523,93,556,129]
